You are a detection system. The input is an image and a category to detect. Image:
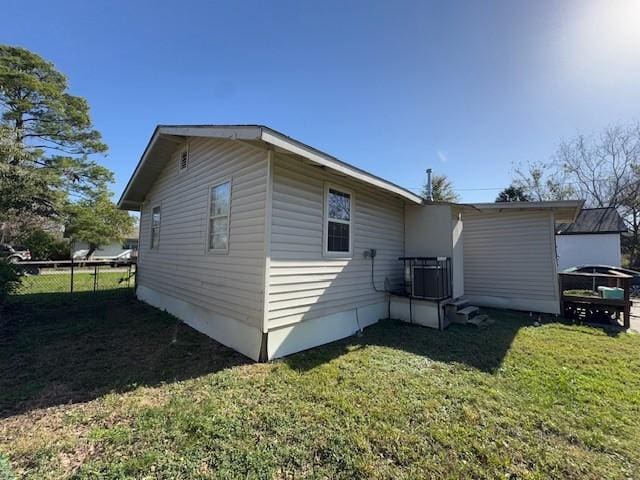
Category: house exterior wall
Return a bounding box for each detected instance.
[404,204,464,298]
[451,214,464,298]
[265,153,405,358]
[404,205,452,257]
[463,209,560,314]
[556,233,621,270]
[137,137,268,360]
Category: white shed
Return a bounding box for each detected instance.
[555,207,626,270]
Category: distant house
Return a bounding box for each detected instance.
[71,229,139,260]
[118,125,582,361]
[556,207,626,270]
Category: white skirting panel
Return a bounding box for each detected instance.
[389,296,442,329]
[464,294,560,315]
[137,285,263,361]
[267,301,388,359]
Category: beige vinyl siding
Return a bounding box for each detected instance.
[138,137,267,329]
[267,153,405,328]
[463,210,559,306]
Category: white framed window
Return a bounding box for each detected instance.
[208,180,231,252]
[150,205,161,249]
[323,184,353,257]
[177,145,189,173]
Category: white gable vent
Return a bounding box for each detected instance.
[178,148,189,172]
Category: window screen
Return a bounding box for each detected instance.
[151,206,161,249]
[326,188,351,254]
[209,181,231,250]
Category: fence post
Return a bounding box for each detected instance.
[623,277,631,330]
[93,264,98,293]
[70,256,74,294]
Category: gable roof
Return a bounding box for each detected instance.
[556,207,627,235]
[118,125,423,210]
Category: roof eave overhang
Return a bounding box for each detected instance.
[118,125,423,211]
[470,200,585,223]
[259,127,423,204]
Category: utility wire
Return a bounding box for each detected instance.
[404,177,638,193]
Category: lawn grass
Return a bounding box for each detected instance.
[13,270,135,297]
[1,293,639,479]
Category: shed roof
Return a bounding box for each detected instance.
[470,200,584,223]
[556,207,627,235]
[118,125,424,210]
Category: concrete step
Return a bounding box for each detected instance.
[446,297,470,308]
[444,298,470,324]
[456,306,479,323]
[467,314,494,328]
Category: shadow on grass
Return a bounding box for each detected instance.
[284,309,560,374]
[0,290,248,418]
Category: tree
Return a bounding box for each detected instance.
[0,45,112,218]
[495,184,531,202]
[17,228,69,260]
[422,173,460,202]
[0,125,55,217]
[511,122,640,266]
[512,161,575,201]
[556,123,639,208]
[65,194,134,259]
[619,163,640,266]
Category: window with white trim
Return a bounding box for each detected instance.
[208,181,231,251]
[150,206,161,249]
[325,186,352,255]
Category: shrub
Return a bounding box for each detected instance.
[18,229,69,260]
[0,262,20,304]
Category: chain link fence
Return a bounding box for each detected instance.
[10,260,136,304]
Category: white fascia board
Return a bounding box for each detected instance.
[472,200,584,210]
[260,128,423,205]
[157,125,263,140]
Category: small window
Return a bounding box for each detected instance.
[208,181,231,251]
[150,206,161,249]
[324,186,352,255]
[178,148,189,172]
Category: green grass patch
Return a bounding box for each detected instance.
[1,296,639,479]
[14,271,134,296]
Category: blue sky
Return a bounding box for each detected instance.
[3,0,640,202]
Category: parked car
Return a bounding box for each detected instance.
[0,244,32,263]
[563,265,640,297]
